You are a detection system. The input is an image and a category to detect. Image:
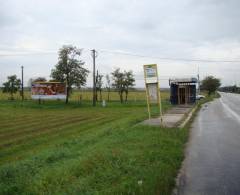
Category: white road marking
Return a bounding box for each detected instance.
[220,98,240,125]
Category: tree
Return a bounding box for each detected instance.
[95,70,103,101]
[2,75,21,100]
[111,68,125,103]
[51,45,89,103]
[33,77,47,82]
[105,74,111,102]
[201,76,221,95]
[123,70,135,102]
[28,77,47,90]
[111,68,135,103]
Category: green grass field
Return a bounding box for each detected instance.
[0,91,189,194]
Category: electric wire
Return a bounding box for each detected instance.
[1,47,240,63]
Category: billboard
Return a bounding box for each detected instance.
[31,82,66,100]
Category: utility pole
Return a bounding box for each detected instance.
[91,49,97,106]
[21,66,24,101]
[197,65,200,95]
[96,70,99,102]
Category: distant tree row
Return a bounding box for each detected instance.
[219,85,240,93]
[2,45,135,103]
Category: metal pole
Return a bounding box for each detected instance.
[92,49,96,106]
[145,84,151,119]
[143,65,151,119]
[156,65,163,125]
[21,66,24,101]
[198,65,200,95]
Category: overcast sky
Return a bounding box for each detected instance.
[1,0,240,87]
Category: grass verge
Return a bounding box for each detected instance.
[0,99,188,195]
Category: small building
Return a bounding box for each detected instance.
[169,78,197,105]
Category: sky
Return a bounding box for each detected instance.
[1,0,240,87]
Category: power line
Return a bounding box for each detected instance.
[1,47,240,63]
[0,49,91,57]
[98,49,240,63]
[0,51,57,57]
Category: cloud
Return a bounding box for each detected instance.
[1,0,240,87]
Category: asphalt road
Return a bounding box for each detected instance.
[178,92,240,195]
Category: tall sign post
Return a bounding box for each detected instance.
[143,64,163,124]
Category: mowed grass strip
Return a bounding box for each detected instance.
[0,97,188,195]
[0,114,91,138]
[0,111,123,163]
[0,115,89,136]
[0,116,93,147]
[0,101,147,164]
[0,116,118,164]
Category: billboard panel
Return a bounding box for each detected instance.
[31,82,66,100]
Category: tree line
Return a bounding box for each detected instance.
[1,45,135,103]
[219,85,240,94]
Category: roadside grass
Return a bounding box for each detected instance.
[198,91,221,105]
[0,91,189,194]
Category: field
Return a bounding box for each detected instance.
[0,91,189,194]
[0,90,162,102]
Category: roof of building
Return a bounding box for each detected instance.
[170,77,197,83]
[169,77,197,85]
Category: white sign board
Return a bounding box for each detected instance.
[144,64,158,84]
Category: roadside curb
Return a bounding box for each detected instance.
[178,104,198,129]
